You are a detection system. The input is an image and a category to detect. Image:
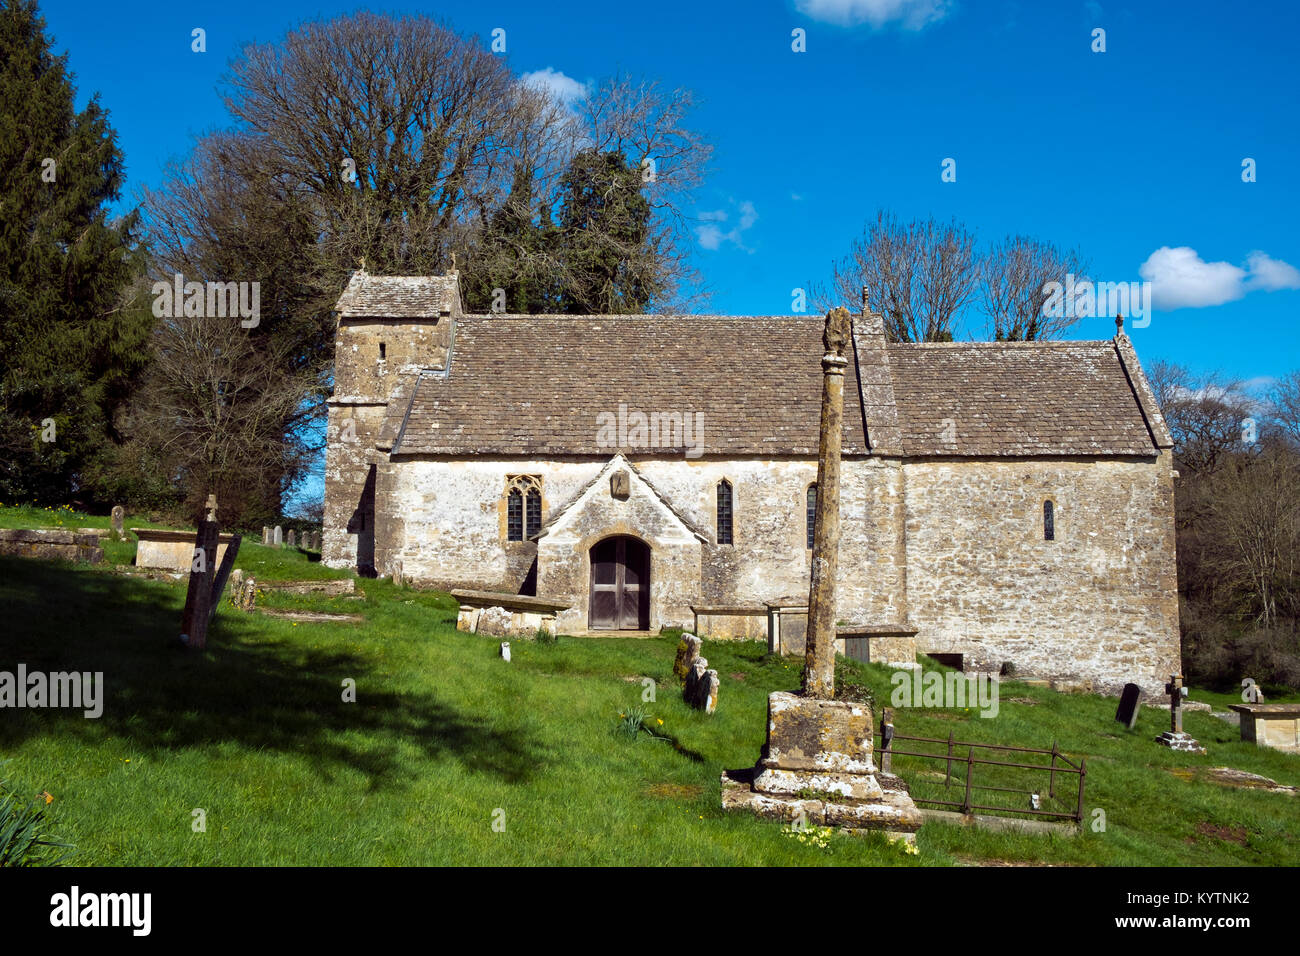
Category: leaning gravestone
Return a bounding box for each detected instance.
[206,533,242,625]
[673,634,702,683]
[1116,682,1143,729]
[180,519,220,649]
[110,505,125,541]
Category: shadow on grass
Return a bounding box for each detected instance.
[0,557,541,790]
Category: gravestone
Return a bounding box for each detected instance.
[393,557,404,587]
[673,634,702,683]
[287,529,296,548]
[242,577,257,611]
[500,641,511,662]
[1115,682,1143,729]
[273,525,283,546]
[683,656,719,713]
[111,505,125,541]
[206,533,242,625]
[1155,674,1205,753]
[180,519,220,649]
[262,526,270,546]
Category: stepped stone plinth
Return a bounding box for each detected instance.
[721,692,923,842]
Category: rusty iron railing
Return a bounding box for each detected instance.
[875,719,1086,824]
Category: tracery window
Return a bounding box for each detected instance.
[506,475,543,541]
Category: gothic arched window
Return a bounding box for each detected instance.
[506,476,543,541]
[717,480,734,545]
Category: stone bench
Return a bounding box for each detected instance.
[451,589,570,639]
[133,528,237,572]
[1229,703,1300,753]
[0,528,102,564]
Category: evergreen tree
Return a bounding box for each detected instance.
[0,0,152,502]
[462,163,558,314]
[554,149,658,314]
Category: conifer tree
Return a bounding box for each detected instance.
[0,0,152,502]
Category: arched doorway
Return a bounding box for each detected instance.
[589,535,650,630]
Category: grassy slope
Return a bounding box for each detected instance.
[1,505,1297,866]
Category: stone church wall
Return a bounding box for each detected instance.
[372,456,906,633]
[901,454,1180,696]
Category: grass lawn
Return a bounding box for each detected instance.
[1,504,1298,866]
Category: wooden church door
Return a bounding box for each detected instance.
[589,536,650,630]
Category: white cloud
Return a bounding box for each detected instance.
[696,200,758,251]
[1139,247,1246,310]
[518,68,588,105]
[1244,251,1300,292]
[1137,246,1300,311]
[795,0,952,29]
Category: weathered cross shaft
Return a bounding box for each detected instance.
[802,306,852,699]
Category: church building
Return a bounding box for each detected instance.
[322,269,1180,695]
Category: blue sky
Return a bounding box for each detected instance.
[41,0,1298,388]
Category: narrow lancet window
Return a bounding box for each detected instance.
[717,480,733,545]
[1044,500,1055,541]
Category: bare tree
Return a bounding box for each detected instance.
[574,73,713,309]
[125,306,316,528]
[1202,447,1300,626]
[1269,371,1300,448]
[817,211,978,342]
[1147,360,1257,477]
[980,235,1089,340]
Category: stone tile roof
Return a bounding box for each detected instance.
[334,271,461,318]
[390,316,870,456]
[383,315,1162,458]
[887,340,1158,456]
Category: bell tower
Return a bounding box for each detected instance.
[322,268,462,573]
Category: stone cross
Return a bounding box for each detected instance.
[1165,674,1187,734]
[802,306,852,699]
[205,494,218,522]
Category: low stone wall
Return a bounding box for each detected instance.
[134,528,237,571]
[0,529,102,564]
[452,589,570,638]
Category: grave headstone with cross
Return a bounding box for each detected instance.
[1154,674,1205,753]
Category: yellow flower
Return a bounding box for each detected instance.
[656,719,663,726]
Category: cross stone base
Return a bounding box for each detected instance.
[721,692,923,842]
[1155,730,1206,754]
